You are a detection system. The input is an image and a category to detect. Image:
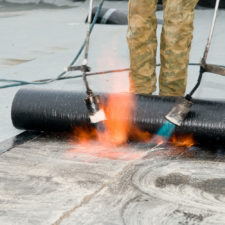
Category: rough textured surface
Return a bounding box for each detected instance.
[1,133,225,225]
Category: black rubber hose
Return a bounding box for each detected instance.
[11,88,225,144]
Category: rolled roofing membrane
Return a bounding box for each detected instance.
[11,88,225,144]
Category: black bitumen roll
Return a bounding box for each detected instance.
[87,7,128,25]
[198,0,225,8]
[11,88,225,144]
[87,7,163,25]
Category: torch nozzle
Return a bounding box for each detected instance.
[165,96,192,126]
[85,94,106,126]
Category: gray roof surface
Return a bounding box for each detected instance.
[1,132,225,225]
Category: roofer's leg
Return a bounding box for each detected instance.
[159,0,199,96]
[127,0,158,95]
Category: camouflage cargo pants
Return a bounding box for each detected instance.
[127,0,199,96]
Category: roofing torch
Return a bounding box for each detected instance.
[68,0,106,129]
[166,0,221,126]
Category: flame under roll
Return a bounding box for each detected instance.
[11,88,225,144]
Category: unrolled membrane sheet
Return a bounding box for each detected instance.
[11,88,225,143]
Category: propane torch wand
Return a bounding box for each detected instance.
[74,0,107,130]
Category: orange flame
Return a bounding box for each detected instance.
[102,93,134,145]
[71,102,196,160]
[73,126,97,143]
[70,40,195,160]
[171,134,195,148]
[72,93,151,146]
[71,123,195,160]
[70,92,151,160]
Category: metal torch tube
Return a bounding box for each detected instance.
[202,0,221,64]
[83,0,94,95]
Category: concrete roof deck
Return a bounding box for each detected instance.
[1,132,225,225]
